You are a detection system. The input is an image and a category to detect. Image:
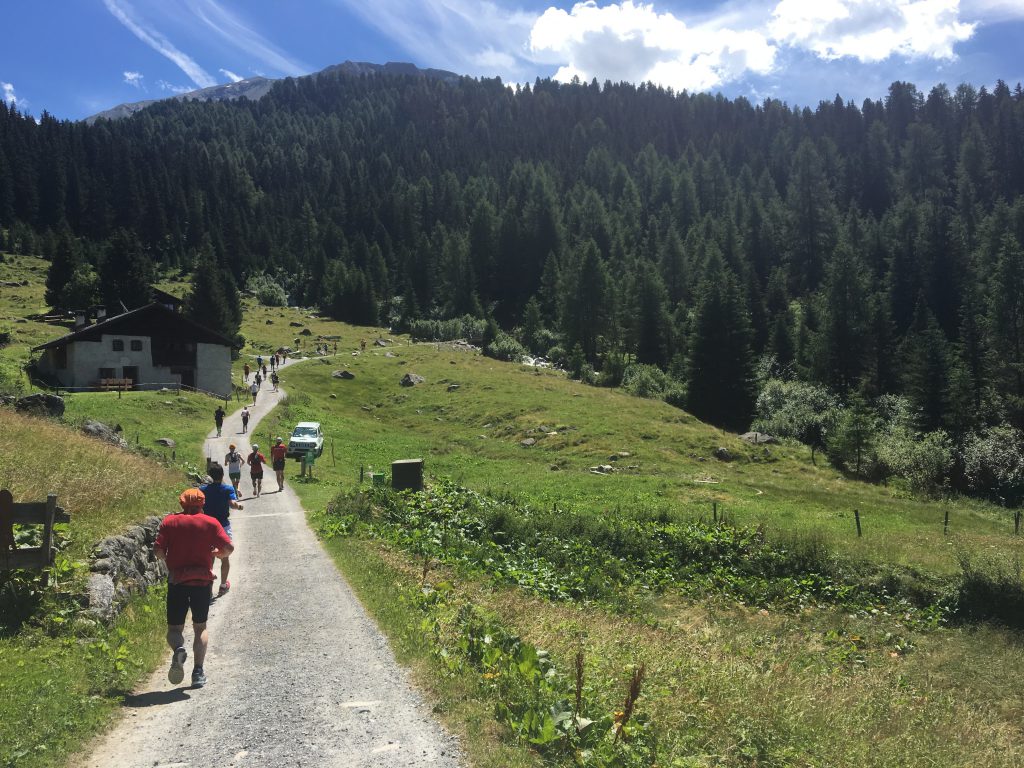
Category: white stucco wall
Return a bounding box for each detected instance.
[195,342,231,398]
[38,333,231,393]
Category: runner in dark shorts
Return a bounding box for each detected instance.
[270,437,288,492]
[247,444,266,497]
[155,488,233,688]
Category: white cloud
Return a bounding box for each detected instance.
[220,68,243,82]
[530,1,776,92]
[103,0,216,88]
[123,70,145,88]
[961,0,1024,22]
[157,79,193,94]
[333,0,536,81]
[187,0,307,76]
[1,81,16,105]
[769,0,976,62]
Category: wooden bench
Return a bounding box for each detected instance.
[97,378,133,391]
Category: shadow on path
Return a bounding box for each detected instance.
[123,689,191,708]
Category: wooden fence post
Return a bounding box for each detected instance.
[854,509,862,537]
[943,509,950,536]
[1015,510,1020,536]
[713,501,718,523]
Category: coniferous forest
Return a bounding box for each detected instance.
[3,70,1024,497]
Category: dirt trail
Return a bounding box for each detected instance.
[78,360,462,767]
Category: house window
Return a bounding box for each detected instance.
[130,339,143,351]
[99,367,116,379]
[112,339,124,351]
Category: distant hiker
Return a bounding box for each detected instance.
[224,444,244,493]
[240,406,250,433]
[254,372,262,389]
[247,444,266,497]
[243,363,250,382]
[282,351,288,362]
[270,371,279,392]
[201,463,243,595]
[262,364,268,379]
[270,356,276,372]
[250,381,259,406]
[360,338,366,351]
[154,488,234,689]
[333,342,337,356]
[256,355,263,370]
[213,405,225,437]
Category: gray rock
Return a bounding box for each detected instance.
[300,328,313,336]
[81,420,128,448]
[329,393,337,399]
[740,431,778,445]
[155,437,176,447]
[15,392,65,417]
[375,338,389,347]
[520,437,536,447]
[289,321,304,327]
[713,447,734,462]
[87,515,168,622]
[385,351,396,358]
[266,319,274,324]
[400,373,425,387]
[447,384,460,392]
[332,370,355,380]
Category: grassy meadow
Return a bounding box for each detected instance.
[5,252,1024,766]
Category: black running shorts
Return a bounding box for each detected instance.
[166,582,213,625]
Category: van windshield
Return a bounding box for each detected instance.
[292,427,318,437]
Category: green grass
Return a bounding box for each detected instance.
[266,344,1021,576]
[0,253,65,394]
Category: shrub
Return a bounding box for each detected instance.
[753,378,839,444]
[955,549,1024,628]
[246,273,288,306]
[961,424,1024,502]
[484,332,528,362]
[408,315,488,343]
[621,364,668,399]
[878,428,953,496]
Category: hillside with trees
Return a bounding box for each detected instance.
[3,70,1024,496]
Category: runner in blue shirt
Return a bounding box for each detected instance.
[200,463,243,596]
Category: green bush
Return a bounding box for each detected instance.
[246,273,288,307]
[408,315,488,343]
[621,364,668,399]
[484,332,528,362]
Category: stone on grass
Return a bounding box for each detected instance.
[740,431,778,445]
[81,420,128,448]
[400,373,425,387]
[713,447,734,462]
[15,392,65,417]
[332,370,355,380]
[155,437,176,448]
[520,437,536,447]
[447,384,460,392]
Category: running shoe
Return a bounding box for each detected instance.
[191,667,207,688]
[168,646,187,684]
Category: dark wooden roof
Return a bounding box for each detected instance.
[33,303,237,351]
[151,287,185,307]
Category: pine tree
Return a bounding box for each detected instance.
[99,229,155,312]
[45,229,81,309]
[185,245,239,340]
[686,256,756,430]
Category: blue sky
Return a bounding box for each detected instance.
[3,0,1024,121]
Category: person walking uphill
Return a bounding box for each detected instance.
[213,405,225,438]
[201,463,243,596]
[250,381,259,406]
[240,406,250,434]
[154,488,234,689]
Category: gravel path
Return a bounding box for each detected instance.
[78,361,463,767]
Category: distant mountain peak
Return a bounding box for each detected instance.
[84,61,462,123]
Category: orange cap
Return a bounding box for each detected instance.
[179,488,206,512]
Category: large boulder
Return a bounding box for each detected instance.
[713,447,734,462]
[15,392,65,418]
[740,431,778,445]
[81,420,128,448]
[400,373,425,387]
[332,370,355,380]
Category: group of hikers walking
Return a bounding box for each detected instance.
[155,353,292,689]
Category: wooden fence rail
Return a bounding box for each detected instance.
[0,490,70,573]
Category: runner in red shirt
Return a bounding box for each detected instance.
[154,488,234,688]
[270,437,288,492]
[247,444,267,497]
